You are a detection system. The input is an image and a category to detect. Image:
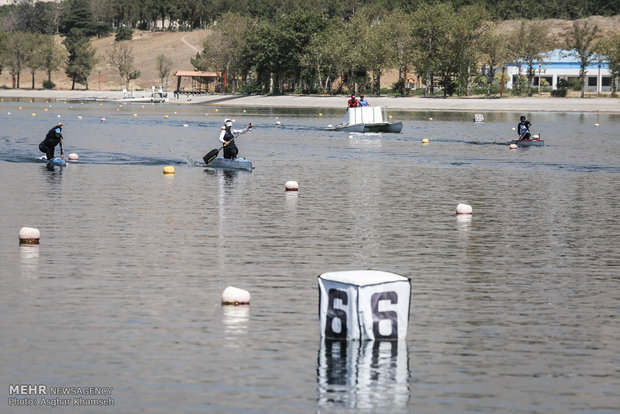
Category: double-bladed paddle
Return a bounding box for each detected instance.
[203,123,252,165]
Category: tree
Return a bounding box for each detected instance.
[479,23,511,96]
[59,0,97,36]
[63,29,98,90]
[382,10,415,96]
[595,32,620,96]
[411,3,454,96]
[513,21,553,96]
[156,54,173,90]
[563,20,600,98]
[106,41,140,90]
[23,33,45,89]
[40,35,66,88]
[2,32,29,88]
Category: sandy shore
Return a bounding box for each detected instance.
[1,89,619,113]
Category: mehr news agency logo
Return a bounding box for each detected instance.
[8,384,114,408]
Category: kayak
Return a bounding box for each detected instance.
[508,138,545,147]
[205,157,252,171]
[36,155,67,166]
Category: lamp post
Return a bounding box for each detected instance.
[598,64,601,96]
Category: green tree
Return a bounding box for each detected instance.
[40,35,66,87]
[563,20,600,98]
[59,0,97,36]
[512,21,553,96]
[106,41,140,89]
[2,32,29,88]
[595,32,620,96]
[63,29,98,89]
[479,23,511,96]
[383,9,415,95]
[23,33,45,89]
[411,3,454,96]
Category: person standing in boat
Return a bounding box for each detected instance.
[39,122,64,160]
[219,119,247,159]
[347,94,358,108]
[358,94,370,106]
[517,115,532,140]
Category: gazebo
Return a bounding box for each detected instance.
[173,71,219,94]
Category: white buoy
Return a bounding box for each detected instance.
[100,117,106,122]
[512,127,516,130]
[509,143,518,150]
[19,227,40,244]
[275,121,281,126]
[183,124,189,127]
[77,116,82,120]
[327,124,333,128]
[456,203,473,215]
[68,153,78,161]
[594,123,599,126]
[221,286,251,305]
[285,181,299,191]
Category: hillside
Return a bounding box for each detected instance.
[1,16,619,92]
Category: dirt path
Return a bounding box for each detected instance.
[181,34,201,53]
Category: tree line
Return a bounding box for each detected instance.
[1,0,618,33]
[0,1,619,95]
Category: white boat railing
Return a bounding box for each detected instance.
[344,107,386,125]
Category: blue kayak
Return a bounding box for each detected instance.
[36,156,67,166]
[205,157,252,171]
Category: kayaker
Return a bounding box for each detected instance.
[347,94,358,108]
[358,94,370,106]
[219,119,248,159]
[39,122,64,160]
[517,116,532,141]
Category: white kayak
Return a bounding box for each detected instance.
[205,157,252,172]
[36,155,67,166]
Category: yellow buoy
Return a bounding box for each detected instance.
[422,138,429,144]
[319,113,323,117]
[388,115,392,119]
[164,115,169,119]
[31,113,36,117]
[243,109,247,113]
[428,117,433,121]
[133,113,138,117]
[215,108,219,112]
[18,106,23,110]
[44,108,48,112]
[163,166,175,175]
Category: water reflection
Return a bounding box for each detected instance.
[317,340,409,413]
[222,305,250,343]
[285,192,298,211]
[19,245,39,278]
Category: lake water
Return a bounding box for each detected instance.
[1,99,619,414]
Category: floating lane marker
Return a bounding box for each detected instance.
[19,227,40,245]
[456,203,473,215]
[163,166,175,175]
[221,286,251,305]
[68,153,79,161]
[285,181,299,191]
[422,138,429,144]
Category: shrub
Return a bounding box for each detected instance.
[42,80,55,90]
[115,27,133,41]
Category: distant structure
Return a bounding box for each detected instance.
[505,48,618,93]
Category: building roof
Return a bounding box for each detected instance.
[174,71,218,77]
[536,49,607,70]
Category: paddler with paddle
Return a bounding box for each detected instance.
[203,119,253,165]
[39,122,64,161]
[219,119,253,159]
[517,115,532,142]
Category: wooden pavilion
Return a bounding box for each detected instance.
[173,71,219,94]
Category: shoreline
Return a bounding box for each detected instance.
[1,89,619,113]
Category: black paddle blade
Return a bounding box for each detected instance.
[203,148,220,164]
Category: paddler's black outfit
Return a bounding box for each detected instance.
[220,127,239,159]
[517,117,532,140]
[39,125,63,160]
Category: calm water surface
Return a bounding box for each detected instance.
[1,100,619,413]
